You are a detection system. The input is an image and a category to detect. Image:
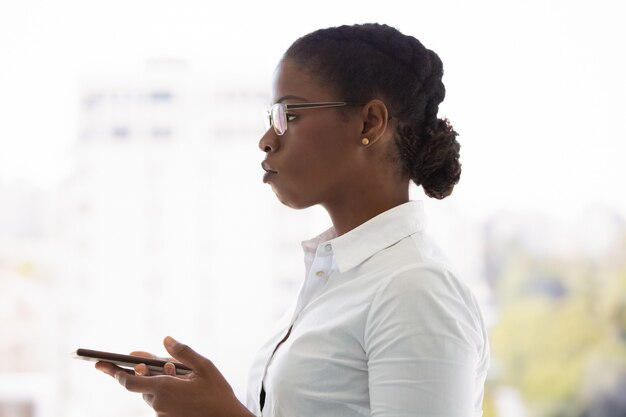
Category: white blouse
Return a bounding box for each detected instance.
[246,201,489,417]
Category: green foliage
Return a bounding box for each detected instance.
[489,249,626,416]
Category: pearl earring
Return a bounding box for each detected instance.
[361,138,370,146]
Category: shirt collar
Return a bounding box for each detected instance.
[302,201,427,274]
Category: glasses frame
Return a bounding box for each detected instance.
[265,101,362,136]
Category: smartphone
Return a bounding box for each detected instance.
[73,348,193,375]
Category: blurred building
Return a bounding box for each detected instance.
[54,60,320,416]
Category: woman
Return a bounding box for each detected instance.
[97,23,490,417]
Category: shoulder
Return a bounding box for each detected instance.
[364,236,488,356]
[370,257,481,326]
[364,230,471,305]
[368,230,470,300]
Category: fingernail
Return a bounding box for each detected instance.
[135,367,145,376]
[164,336,177,348]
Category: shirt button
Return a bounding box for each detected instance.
[324,244,332,252]
[315,271,325,277]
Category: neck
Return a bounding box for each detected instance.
[322,186,409,236]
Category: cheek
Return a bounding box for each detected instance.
[286,144,340,188]
[274,118,353,202]
[271,151,333,207]
[285,126,341,174]
[281,156,323,195]
[301,123,351,164]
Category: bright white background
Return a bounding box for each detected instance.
[1,0,624,219]
[0,1,625,416]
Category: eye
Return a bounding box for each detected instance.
[286,113,297,122]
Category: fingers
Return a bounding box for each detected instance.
[134,361,179,377]
[130,351,160,360]
[115,372,155,394]
[164,336,211,375]
[130,351,176,363]
[134,363,151,376]
[96,362,154,394]
[163,362,177,376]
[95,361,133,377]
[95,361,118,377]
[129,351,179,376]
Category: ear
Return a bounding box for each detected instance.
[359,99,389,146]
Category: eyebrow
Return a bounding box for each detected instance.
[275,95,308,103]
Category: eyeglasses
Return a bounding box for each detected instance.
[264,101,361,136]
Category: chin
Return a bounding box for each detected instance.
[271,187,314,210]
[283,201,313,210]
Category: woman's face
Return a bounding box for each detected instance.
[259,59,364,209]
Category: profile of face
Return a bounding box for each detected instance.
[259,59,367,210]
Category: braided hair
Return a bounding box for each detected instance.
[284,23,461,199]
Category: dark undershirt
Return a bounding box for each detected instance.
[260,325,293,412]
[260,385,266,410]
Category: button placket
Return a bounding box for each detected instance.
[312,243,333,280]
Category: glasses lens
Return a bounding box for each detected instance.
[271,104,287,135]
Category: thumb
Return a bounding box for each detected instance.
[163,336,210,374]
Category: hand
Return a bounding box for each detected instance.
[128,351,178,377]
[96,336,254,417]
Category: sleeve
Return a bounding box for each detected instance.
[364,264,487,417]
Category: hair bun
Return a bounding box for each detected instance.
[416,118,461,199]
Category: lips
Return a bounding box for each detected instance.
[261,161,278,183]
[261,161,277,174]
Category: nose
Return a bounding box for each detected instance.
[258,128,279,153]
